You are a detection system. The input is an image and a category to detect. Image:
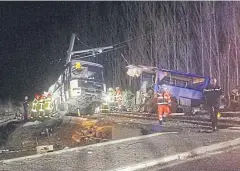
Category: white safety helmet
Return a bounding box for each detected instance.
[25,96,28,100]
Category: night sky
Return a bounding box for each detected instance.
[0,2,92,101]
[1,2,232,102]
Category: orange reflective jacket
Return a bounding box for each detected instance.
[157,92,171,105]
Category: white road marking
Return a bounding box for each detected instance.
[150,146,240,171]
[108,138,240,171]
[1,131,177,163]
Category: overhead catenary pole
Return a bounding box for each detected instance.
[65,33,113,65]
[66,33,76,65]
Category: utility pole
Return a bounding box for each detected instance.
[66,33,76,65]
[65,33,113,66]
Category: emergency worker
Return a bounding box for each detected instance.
[108,88,116,103]
[115,87,123,111]
[203,78,223,131]
[38,95,45,118]
[107,88,116,111]
[44,94,52,117]
[123,89,135,111]
[145,88,156,113]
[23,96,29,121]
[230,86,240,111]
[31,94,40,118]
[157,88,171,125]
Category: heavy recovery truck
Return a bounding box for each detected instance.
[47,34,112,116]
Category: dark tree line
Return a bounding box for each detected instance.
[3,1,238,100]
[51,1,238,96]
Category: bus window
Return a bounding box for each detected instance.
[141,72,155,90]
[160,76,171,85]
[188,78,206,90]
[159,70,208,91]
[175,79,188,88]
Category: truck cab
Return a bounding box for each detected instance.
[50,60,106,115]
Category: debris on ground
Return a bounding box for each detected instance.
[23,120,42,127]
[71,119,114,144]
[36,145,54,154]
[0,118,116,160]
[0,115,189,160]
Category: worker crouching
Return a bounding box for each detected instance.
[157,88,171,125]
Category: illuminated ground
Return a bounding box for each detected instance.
[1,130,240,171]
[156,147,240,171]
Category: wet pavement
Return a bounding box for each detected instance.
[0,117,170,160]
[0,114,235,160]
[157,146,240,171]
[1,115,240,171]
[1,129,240,171]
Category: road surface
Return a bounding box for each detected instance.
[157,147,240,171]
[1,130,240,171]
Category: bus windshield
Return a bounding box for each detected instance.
[141,72,155,89]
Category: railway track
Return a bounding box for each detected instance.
[96,111,240,129]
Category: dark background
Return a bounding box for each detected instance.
[0,2,91,101]
[0,2,239,102]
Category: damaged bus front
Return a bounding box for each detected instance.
[126,65,211,115]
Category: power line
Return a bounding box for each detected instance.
[73,45,126,60]
[75,34,93,48]
[112,31,155,48]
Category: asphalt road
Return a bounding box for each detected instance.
[158,147,240,171]
[1,130,240,171]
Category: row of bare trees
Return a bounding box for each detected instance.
[48,1,240,95]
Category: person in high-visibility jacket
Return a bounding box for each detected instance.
[44,93,53,117]
[157,88,171,125]
[108,88,116,103]
[106,88,116,111]
[38,95,45,118]
[115,87,123,111]
[31,94,40,118]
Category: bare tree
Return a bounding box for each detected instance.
[233,3,239,86]
[47,1,240,96]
